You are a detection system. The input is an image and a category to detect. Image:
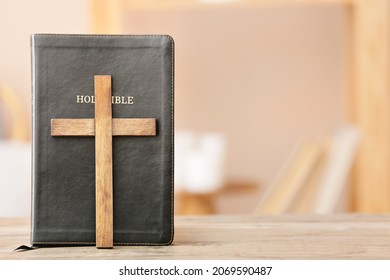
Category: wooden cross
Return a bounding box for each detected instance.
[51,75,156,249]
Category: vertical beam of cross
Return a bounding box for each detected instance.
[94,75,113,248]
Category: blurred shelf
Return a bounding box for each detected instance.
[122,0,354,10]
[175,180,259,215]
[90,0,354,33]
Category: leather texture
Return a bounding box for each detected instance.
[31,34,174,246]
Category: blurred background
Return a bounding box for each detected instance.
[1,0,389,216]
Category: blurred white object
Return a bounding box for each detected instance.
[0,141,30,217]
[184,133,227,193]
[174,131,196,191]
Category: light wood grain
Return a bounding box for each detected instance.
[51,118,156,136]
[94,75,113,249]
[2,215,390,259]
[350,0,390,212]
[51,119,95,136]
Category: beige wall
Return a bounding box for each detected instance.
[125,5,348,191]
[0,0,88,109]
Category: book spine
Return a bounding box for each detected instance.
[30,35,37,244]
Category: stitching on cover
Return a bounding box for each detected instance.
[32,35,174,246]
[168,35,174,245]
[32,241,168,245]
[170,36,175,244]
[33,242,95,245]
[33,34,170,38]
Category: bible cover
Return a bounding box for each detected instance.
[31,34,174,246]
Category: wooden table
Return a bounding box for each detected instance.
[1,215,390,259]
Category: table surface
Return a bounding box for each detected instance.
[1,215,390,260]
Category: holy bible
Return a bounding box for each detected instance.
[31,34,174,246]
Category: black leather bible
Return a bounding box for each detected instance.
[31,34,174,246]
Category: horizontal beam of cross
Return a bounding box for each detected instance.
[51,118,156,136]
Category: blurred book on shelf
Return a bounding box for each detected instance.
[254,125,360,215]
[254,138,324,215]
